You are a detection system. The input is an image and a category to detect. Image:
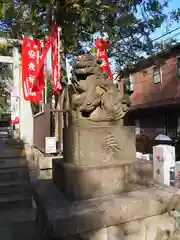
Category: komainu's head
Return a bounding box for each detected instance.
[73,54,103,80]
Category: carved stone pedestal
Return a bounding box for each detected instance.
[53,120,136,201]
[63,120,136,167]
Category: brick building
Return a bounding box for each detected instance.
[119,43,180,140]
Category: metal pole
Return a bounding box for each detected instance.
[57,26,63,151]
[44,60,47,104]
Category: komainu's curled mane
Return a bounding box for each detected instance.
[70,54,130,122]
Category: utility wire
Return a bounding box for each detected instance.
[83,26,180,44]
[119,31,180,83]
[115,26,180,76]
[150,26,180,43]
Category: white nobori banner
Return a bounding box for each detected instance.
[11,87,20,124]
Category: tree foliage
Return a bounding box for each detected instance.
[0,0,180,71]
[0,46,13,97]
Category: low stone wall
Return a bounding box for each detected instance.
[66,213,179,240]
[24,144,62,182]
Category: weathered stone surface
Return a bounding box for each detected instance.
[0,192,32,210]
[39,169,53,179]
[80,226,125,240]
[81,228,108,240]
[0,167,29,182]
[53,159,126,200]
[53,158,153,201]
[63,123,136,167]
[0,157,27,169]
[0,149,25,158]
[125,159,153,190]
[0,208,38,240]
[122,213,179,240]
[0,180,30,195]
[0,137,39,239]
[24,144,63,182]
[70,54,130,122]
[66,213,179,240]
[29,169,53,182]
[32,179,180,238]
[31,148,56,170]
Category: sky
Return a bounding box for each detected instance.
[151,0,180,41]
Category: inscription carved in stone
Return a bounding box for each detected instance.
[104,133,122,157]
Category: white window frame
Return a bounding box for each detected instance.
[129,74,134,91]
[124,74,134,93]
[152,65,162,84]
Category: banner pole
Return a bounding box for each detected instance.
[44,60,47,104]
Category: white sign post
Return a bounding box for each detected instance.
[45,137,57,154]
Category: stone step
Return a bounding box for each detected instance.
[4,140,24,149]
[0,207,36,223]
[2,145,24,150]
[0,157,27,169]
[0,129,9,136]
[0,193,32,210]
[0,180,31,195]
[0,223,39,240]
[0,149,26,158]
[0,208,39,240]
[0,167,29,182]
[0,225,12,240]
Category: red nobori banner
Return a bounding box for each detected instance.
[32,22,62,94]
[22,22,62,102]
[22,37,43,102]
[51,22,62,93]
[95,38,113,80]
[32,35,52,92]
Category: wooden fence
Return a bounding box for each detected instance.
[33,103,51,153]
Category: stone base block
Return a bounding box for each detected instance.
[125,159,153,190]
[53,159,127,201]
[53,159,153,201]
[62,213,179,240]
[32,179,180,239]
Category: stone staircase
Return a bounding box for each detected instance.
[0,128,39,240]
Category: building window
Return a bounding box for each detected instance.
[153,66,161,84]
[124,74,134,94]
[135,119,140,136]
[177,57,180,78]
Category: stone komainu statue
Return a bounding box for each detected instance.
[70,54,130,122]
